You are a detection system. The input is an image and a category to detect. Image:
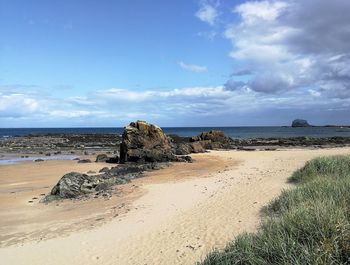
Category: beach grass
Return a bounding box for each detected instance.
[200,155,350,265]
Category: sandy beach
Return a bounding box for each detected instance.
[1,147,350,265]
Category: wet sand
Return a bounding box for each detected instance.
[1,148,350,265]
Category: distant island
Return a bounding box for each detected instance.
[291,119,311,127]
[291,119,350,128]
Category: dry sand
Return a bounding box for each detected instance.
[1,147,350,265]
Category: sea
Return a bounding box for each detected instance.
[1,126,350,139]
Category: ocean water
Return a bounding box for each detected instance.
[1,126,350,139]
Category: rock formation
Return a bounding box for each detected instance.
[42,163,168,202]
[49,172,100,199]
[95,153,119,163]
[120,121,175,163]
[292,119,311,127]
[95,154,108,162]
[173,130,234,155]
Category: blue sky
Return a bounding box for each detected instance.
[1,0,350,127]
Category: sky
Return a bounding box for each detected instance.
[1,0,350,127]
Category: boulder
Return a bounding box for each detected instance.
[175,155,193,163]
[95,154,108,162]
[120,121,175,163]
[49,172,99,199]
[175,143,193,155]
[199,130,227,142]
[292,119,311,127]
[95,153,119,163]
[190,142,206,153]
[187,130,233,151]
[106,156,119,163]
[99,167,110,173]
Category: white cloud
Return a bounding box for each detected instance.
[48,110,102,118]
[195,1,218,26]
[178,61,208,73]
[0,93,41,117]
[98,88,154,102]
[235,1,288,24]
[224,0,350,99]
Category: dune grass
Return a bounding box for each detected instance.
[200,155,350,265]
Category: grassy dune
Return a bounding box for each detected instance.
[201,155,350,265]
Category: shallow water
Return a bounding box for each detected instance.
[0,155,79,165]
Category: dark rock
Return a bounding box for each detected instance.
[292,119,311,127]
[73,158,80,161]
[187,130,233,151]
[120,121,175,163]
[42,162,170,202]
[99,167,110,173]
[106,156,119,163]
[176,155,193,163]
[34,159,44,162]
[190,142,206,153]
[175,143,193,155]
[95,154,109,162]
[198,130,227,142]
[95,153,119,163]
[48,172,99,199]
[78,159,91,163]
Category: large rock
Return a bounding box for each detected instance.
[49,172,100,199]
[190,130,233,150]
[173,130,234,155]
[120,121,175,163]
[174,143,193,155]
[95,154,108,162]
[42,163,169,202]
[198,131,227,142]
[292,119,311,127]
[95,153,119,163]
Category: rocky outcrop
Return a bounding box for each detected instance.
[120,121,176,163]
[95,154,119,163]
[174,143,193,155]
[42,163,169,202]
[292,119,311,127]
[173,130,234,155]
[49,172,100,199]
[95,154,108,162]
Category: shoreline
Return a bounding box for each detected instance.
[1,133,350,158]
[1,147,350,264]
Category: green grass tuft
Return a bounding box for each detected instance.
[200,155,350,265]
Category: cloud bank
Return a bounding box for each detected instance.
[224,0,350,99]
